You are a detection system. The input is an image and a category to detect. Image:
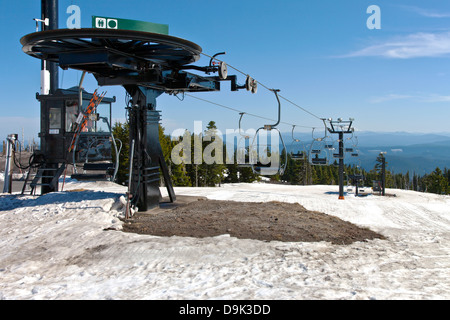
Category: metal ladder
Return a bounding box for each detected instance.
[22,163,66,195]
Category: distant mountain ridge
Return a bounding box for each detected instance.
[347,132,450,174]
[351,131,450,147]
[281,131,450,175]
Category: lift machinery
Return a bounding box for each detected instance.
[21,9,251,211]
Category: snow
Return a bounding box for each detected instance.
[0,180,449,300]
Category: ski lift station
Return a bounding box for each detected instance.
[16,0,259,213]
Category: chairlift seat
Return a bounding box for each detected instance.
[237,163,253,168]
[71,173,108,181]
[83,162,114,171]
[253,165,283,176]
[291,152,304,159]
[312,157,327,165]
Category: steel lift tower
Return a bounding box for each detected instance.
[324,118,354,200]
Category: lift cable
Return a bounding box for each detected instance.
[200,52,324,121]
[183,93,313,130]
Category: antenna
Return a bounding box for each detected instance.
[33,18,49,32]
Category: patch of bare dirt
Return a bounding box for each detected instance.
[122,197,385,244]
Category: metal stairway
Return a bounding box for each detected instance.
[22,163,66,195]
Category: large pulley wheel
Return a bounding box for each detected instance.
[20,28,203,68]
[245,75,258,94]
[218,61,228,80]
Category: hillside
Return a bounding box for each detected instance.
[281,131,450,174]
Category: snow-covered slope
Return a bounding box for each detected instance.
[0,181,449,300]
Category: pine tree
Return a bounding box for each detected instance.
[170,162,191,186]
[444,168,450,194]
[159,124,171,164]
[162,125,191,186]
[424,167,448,194]
[111,121,130,185]
[374,153,387,173]
[202,121,226,186]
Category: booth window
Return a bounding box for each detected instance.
[96,102,112,132]
[49,107,61,129]
[65,100,78,132]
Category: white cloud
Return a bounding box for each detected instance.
[346,32,450,59]
[368,94,415,104]
[369,93,450,104]
[422,94,450,103]
[400,5,450,18]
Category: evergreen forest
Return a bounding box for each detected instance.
[112,121,450,195]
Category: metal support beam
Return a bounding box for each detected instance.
[39,0,60,195]
[41,0,58,94]
[338,132,344,200]
[2,134,17,194]
[125,85,176,211]
[381,153,386,196]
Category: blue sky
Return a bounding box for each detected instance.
[2,0,450,141]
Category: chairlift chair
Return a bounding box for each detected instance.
[350,135,359,157]
[311,154,328,165]
[290,125,306,160]
[250,89,287,175]
[344,131,358,153]
[323,131,336,151]
[309,144,329,165]
[333,153,343,159]
[308,123,330,166]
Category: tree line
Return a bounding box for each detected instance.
[112,121,449,195]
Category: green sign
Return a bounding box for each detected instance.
[92,16,169,35]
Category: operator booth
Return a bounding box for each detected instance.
[21,86,118,194]
[37,86,116,164]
